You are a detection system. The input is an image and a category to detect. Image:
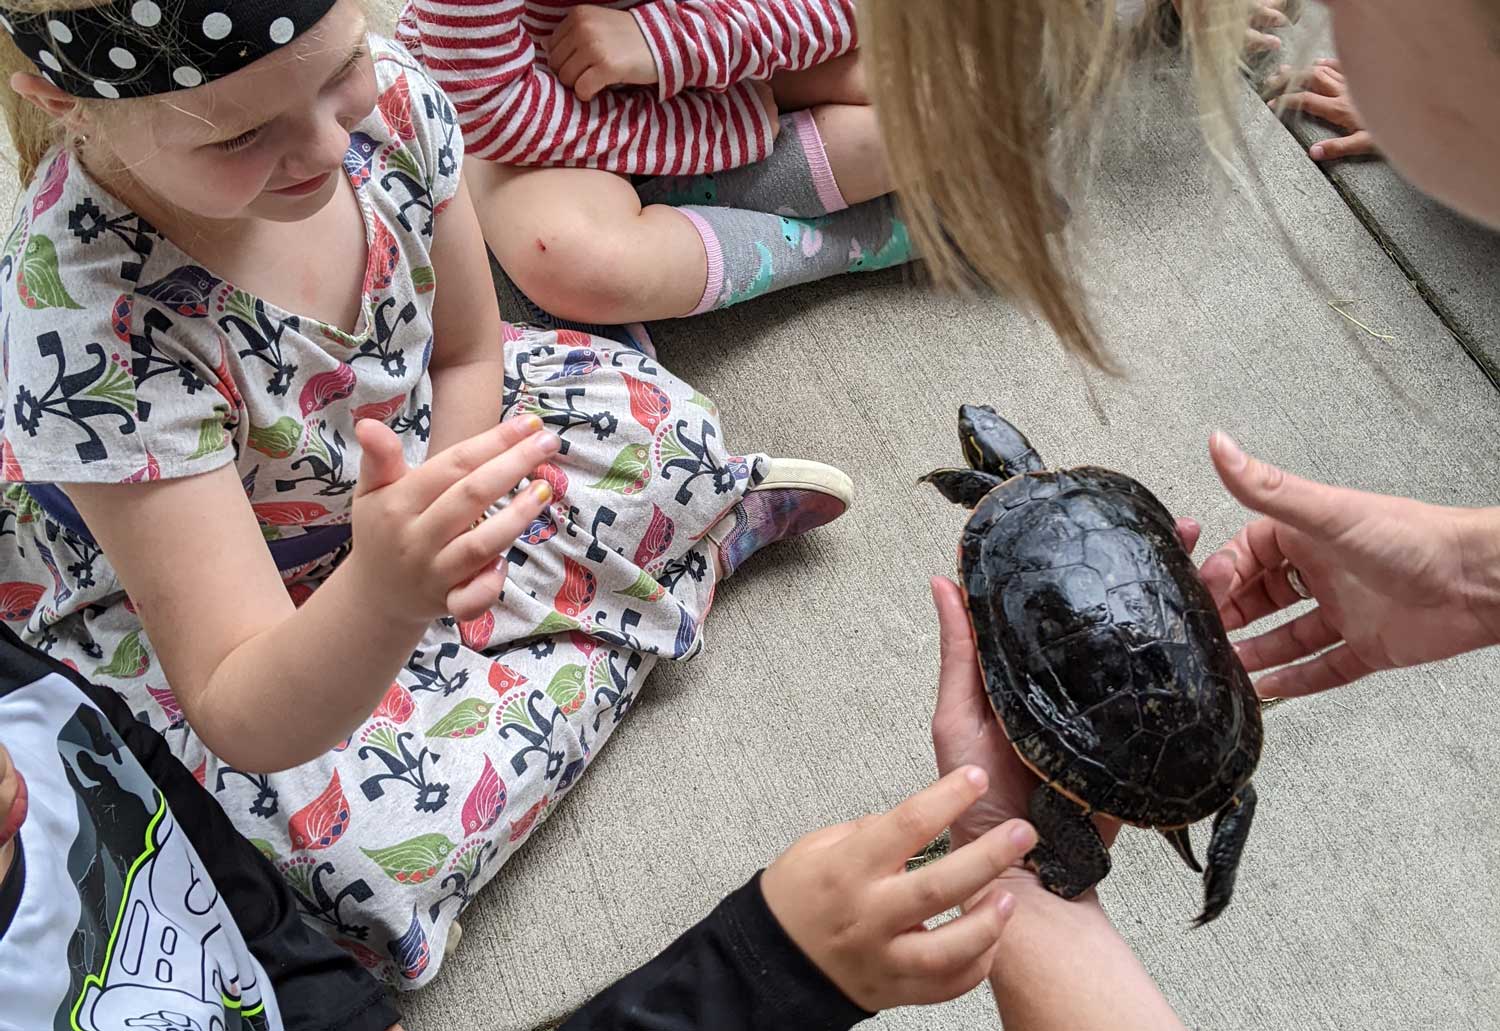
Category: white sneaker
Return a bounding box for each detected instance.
[706,458,854,578]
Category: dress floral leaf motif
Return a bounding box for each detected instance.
[0,38,764,989]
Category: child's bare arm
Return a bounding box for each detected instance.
[424,177,506,456]
[66,420,556,773]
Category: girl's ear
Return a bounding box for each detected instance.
[10,71,83,124]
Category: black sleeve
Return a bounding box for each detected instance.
[0,626,400,1031]
[561,872,873,1031]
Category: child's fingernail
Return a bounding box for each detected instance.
[519,414,542,433]
[964,766,987,789]
[537,432,562,454]
[996,893,1016,919]
[1010,822,1037,850]
[533,481,553,502]
[1309,144,1325,159]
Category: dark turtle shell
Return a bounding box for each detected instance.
[960,466,1262,828]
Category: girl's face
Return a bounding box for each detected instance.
[23,0,376,224]
[1320,0,1500,229]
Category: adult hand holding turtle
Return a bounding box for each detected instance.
[1201,434,1500,698]
[928,515,1217,1031]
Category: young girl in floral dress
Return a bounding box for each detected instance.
[0,0,850,987]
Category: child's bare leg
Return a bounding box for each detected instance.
[771,51,869,108]
[772,54,891,205]
[810,103,891,207]
[466,158,708,323]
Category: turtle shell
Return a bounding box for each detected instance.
[960,466,1262,827]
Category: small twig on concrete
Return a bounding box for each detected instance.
[1328,299,1398,343]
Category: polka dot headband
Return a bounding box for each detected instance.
[0,0,338,99]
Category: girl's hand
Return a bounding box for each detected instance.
[348,417,559,625]
[1266,58,1378,161]
[547,6,659,102]
[1202,433,1500,698]
[761,766,1037,1012]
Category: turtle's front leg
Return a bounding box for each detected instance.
[920,469,1006,508]
[1026,784,1111,898]
[1196,782,1258,926]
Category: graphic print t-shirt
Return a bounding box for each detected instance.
[0,657,284,1031]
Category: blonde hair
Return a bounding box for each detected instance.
[0,0,375,184]
[0,1,105,184]
[860,0,1252,370]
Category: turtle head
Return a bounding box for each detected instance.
[958,405,1046,478]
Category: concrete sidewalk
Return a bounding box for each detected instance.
[400,74,1500,1031]
[1274,5,1500,386]
[0,10,1492,1028]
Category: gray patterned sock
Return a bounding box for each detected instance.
[678,194,913,314]
[636,110,846,218]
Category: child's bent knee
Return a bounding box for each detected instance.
[500,221,642,324]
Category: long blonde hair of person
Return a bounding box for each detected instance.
[0,0,381,185]
[860,0,1253,370]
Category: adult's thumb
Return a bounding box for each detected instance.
[355,419,408,496]
[1209,432,1353,539]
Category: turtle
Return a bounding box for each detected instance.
[922,405,1261,925]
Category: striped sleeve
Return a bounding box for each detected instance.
[400,0,776,175]
[629,0,858,100]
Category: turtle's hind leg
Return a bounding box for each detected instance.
[920,469,1005,508]
[1195,782,1258,926]
[1026,784,1111,899]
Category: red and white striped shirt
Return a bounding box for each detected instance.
[396,0,857,176]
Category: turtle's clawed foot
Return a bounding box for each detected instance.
[1195,782,1258,927]
[1026,784,1111,899]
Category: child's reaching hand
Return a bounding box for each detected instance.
[760,766,1037,1011]
[547,6,661,102]
[348,416,560,625]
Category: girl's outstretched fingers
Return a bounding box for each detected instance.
[888,883,1017,1004]
[761,768,1034,1014]
[851,766,991,873]
[440,478,553,617]
[423,426,560,541]
[882,818,1036,932]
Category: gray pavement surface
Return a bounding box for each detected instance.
[401,73,1500,1031]
[1275,7,1500,383]
[2,10,1495,1030]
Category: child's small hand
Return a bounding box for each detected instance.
[547,6,659,102]
[0,742,27,857]
[348,417,559,625]
[1266,58,1377,162]
[761,766,1037,1012]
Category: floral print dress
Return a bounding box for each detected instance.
[0,38,761,989]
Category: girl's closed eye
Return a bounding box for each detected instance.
[214,128,261,154]
[209,45,365,157]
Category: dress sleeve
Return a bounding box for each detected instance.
[630,0,858,99]
[402,0,774,175]
[561,872,873,1031]
[0,295,237,486]
[374,40,467,215]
